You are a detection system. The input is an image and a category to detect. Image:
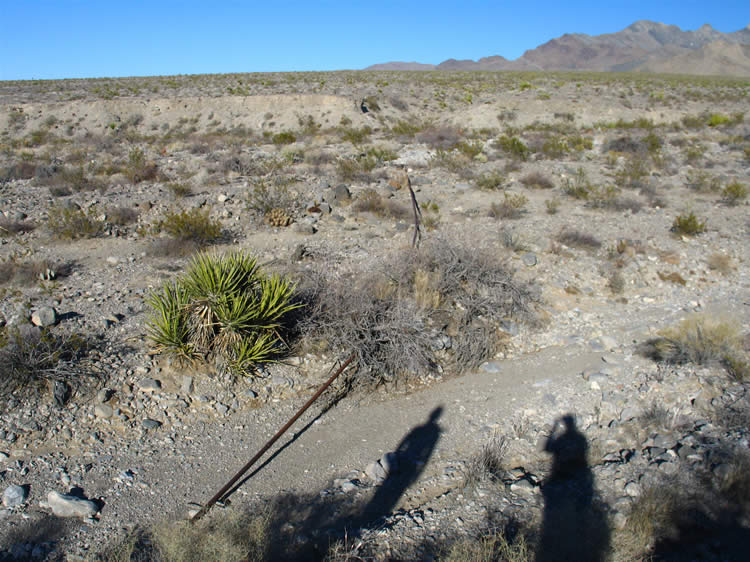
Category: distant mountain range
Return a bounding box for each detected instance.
[365,21,750,76]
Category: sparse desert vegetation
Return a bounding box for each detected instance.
[0,69,748,560]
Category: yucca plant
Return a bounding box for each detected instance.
[146,251,301,375]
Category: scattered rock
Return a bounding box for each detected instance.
[45,491,99,518]
[31,306,57,327]
[142,419,162,430]
[138,378,161,392]
[2,485,27,507]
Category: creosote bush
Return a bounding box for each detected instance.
[146,251,301,375]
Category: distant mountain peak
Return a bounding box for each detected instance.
[364,20,750,77]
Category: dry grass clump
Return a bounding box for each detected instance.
[0,259,73,286]
[0,327,92,401]
[352,188,411,220]
[106,206,139,226]
[555,229,602,251]
[618,456,750,560]
[706,253,733,274]
[463,434,507,490]
[0,217,35,235]
[639,314,749,380]
[99,508,269,562]
[444,531,530,562]
[295,237,538,390]
[245,179,298,220]
[416,125,464,149]
[520,171,554,189]
[47,206,105,240]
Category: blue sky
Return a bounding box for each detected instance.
[2,1,749,80]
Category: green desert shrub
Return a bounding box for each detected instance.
[126,147,159,184]
[474,170,505,190]
[47,205,105,240]
[671,211,706,236]
[156,208,223,245]
[146,251,301,375]
[496,135,529,161]
[488,193,528,219]
[339,126,372,145]
[722,180,747,205]
[271,131,296,145]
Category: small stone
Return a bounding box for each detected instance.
[624,481,641,497]
[181,376,194,395]
[142,419,162,430]
[215,403,229,415]
[380,452,398,475]
[653,434,676,449]
[217,193,229,203]
[294,222,316,235]
[45,490,99,518]
[479,361,502,374]
[244,389,258,399]
[31,306,57,327]
[510,479,535,494]
[332,184,351,203]
[521,253,537,267]
[0,452,8,461]
[334,479,359,493]
[365,461,387,483]
[3,485,27,507]
[106,256,119,265]
[94,404,113,419]
[138,378,161,392]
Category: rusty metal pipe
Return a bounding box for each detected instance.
[191,352,356,522]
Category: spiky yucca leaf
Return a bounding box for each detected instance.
[145,251,301,375]
[146,282,195,360]
[229,331,281,375]
[182,251,259,303]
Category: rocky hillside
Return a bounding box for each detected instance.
[366,20,750,76]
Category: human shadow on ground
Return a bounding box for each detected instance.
[262,406,444,560]
[348,405,443,532]
[536,414,610,562]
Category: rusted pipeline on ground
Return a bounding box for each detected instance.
[190,352,356,522]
